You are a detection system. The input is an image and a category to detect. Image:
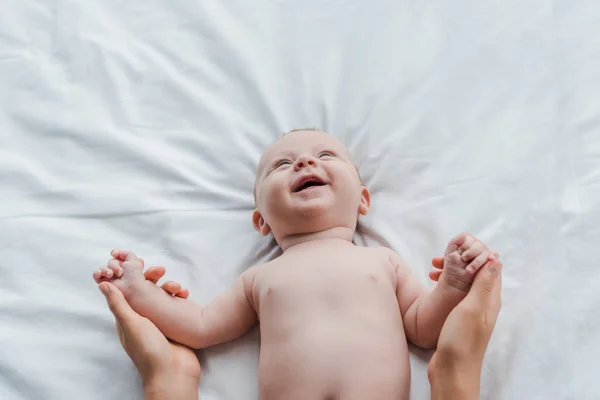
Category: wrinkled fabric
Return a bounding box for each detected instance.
[0,1,597,399]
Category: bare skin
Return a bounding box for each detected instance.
[97,257,502,400]
[93,130,498,400]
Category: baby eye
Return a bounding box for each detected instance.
[318,151,335,159]
[274,159,292,168]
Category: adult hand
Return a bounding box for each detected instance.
[98,280,200,396]
[428,259,503,400]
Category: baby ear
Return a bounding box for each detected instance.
[252,209,271,236]
[358,186,371,216]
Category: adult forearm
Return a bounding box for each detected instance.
[429,367,479,400]
[144,374,199,400]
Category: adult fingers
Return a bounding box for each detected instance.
[466,260,503,311]
[144,266,167,284]
[161,281,182,296]
[489,265,503,322]
[431,257,444,269]
[98,282,137,334]
[429,269,442,282]
[162,282,188,299]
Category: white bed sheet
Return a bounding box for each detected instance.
[1,0,598,399]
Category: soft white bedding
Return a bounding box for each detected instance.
[1,0,598,399]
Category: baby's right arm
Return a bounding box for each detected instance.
[94,250,258,349]
[131,275,257,349]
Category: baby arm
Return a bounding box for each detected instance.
[392,233,497,349]
[395,260,464,349]
[93,250,257,349]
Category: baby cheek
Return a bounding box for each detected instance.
[271,176,290,195]
[263,179,289,206]
[262,173,282,191]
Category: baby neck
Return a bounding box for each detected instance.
[278,226,355,252]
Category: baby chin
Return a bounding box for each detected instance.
[290,185,336,218]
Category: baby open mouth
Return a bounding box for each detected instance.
[293,176,327,192]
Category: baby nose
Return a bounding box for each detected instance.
[294,155,317,170]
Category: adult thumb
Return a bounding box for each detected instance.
[98,282,136,325]
[468,260,502,309]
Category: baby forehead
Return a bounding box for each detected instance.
[261,133,350,161]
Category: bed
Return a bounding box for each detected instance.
[1,0,597,399]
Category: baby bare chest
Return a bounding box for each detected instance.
[253,247,397,316]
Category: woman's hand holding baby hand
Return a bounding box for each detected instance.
[428,259,502,400]
[429,233,499,293]
[93,250,190,299]
[97,282,201,399]
[95,253,197,398]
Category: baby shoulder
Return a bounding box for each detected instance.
[240,263,269,305]
[367,246,405,269]
[370,247,417,284]
[362,247,407,286]
[240,262,270,287]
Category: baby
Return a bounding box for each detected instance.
[94,129,497,400]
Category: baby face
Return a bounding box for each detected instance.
[253,130,370,242]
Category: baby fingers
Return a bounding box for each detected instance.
[93,267,114,283]
[461,241,486,262]
[466,251,490,273]
[110,249,139,262]
[107,259,124,277]
[456,234,476,255]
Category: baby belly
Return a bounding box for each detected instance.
[258,325,410,400]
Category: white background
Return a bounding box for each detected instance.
[1,1,598,399]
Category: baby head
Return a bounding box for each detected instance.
[253,129,370,248]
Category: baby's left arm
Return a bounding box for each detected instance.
[391,233,496,349]
[394,258,464,349]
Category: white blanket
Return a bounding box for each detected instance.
[1,0,597,399]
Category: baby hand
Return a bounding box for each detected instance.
[143,266,190,299]
[429,233,499,293]
[93,249,146,296]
